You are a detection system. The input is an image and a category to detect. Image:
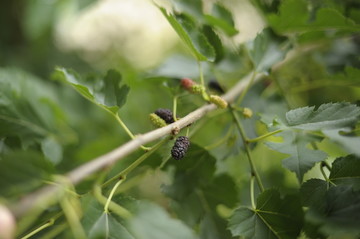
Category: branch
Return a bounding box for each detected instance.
[12,72,263,218]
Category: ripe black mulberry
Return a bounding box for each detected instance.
[155,108,175,124]
[171,136,190,160]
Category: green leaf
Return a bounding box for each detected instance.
[305,185,360,237]
[53,68,129,115]
[203,3,238,36]
[323,128,360,157]
[128,201,198,239]
[329,155,360,190]
[162,144,216,200]
[228,189,303,239]
[202,25,224,63]
[82,196,134,239]
[0,150,54,198]
[267,0,308,34]
[41,136,63,165]
[266,131,328,182]
[159,8,215,62]
[286,102,360,130]
[89,213,134,239]
[268,0,359,34]
[246,28,287,72]
[0,68,69,149]
[300,179,328,208]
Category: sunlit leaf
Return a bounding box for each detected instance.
[323,128,360,157]
[246,28,287,72]
[53,68,129,115]
[266,131,327,182]
[159,8,215,62]
[286,102,360,130]
[204,3,238,36]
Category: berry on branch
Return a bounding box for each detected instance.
[171,136,190,160]
[155,108,175,124]
[180,78,195,90]
[209,95,228,109]
[149,113,167,128]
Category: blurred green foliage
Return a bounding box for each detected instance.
[1,0,360,238]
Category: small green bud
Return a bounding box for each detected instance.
[209,95,228,109]
[149,113,167,128]
[243,107,253,118]
[190,84,205,94]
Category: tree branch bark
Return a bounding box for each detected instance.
[12,72,262,218]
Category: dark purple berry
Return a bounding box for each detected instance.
[208,79,225,94]
[171,136,190,160]
[155,108,174,124]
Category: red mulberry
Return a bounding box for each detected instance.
[171,136,190,160]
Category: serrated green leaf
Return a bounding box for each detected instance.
[202,25,224,63]
[82,196,134,239]
[246,28,287,72]
[268,0,359,34]
[204,3,238,36]
[128,201,198,239]
[286,102,360,130]
[305,185,360,237]
[53,68,129,115]
[0,68,69,149]
[159,8,215,62]
[329,155,360,190]
[300,179,328,208]
[323,128,360,156]
[266,131,328,182]
[267,0,308,34]
[228,189,303,239]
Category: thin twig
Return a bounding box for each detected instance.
[11,72,263,218]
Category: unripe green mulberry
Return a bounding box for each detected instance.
[242,107,253,118]
[190,84,205,94]
[149,113,167,128]
[209,95,228,109]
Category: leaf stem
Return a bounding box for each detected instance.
[230,106,264,192]
[20,213,62,239]
[320,162,336,186]
[102,138,167,188]
[173,95,178,121]
[115,113,150,151]
[198,61,210,101]
[246,129,283,143]
[250,174,256,209]
[60,196,86,239]
[93,184,132,219]
[104,178,125,213]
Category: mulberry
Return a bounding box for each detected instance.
[209,95,228,109]
[208,80,225,94]
[171,136,190,160]
[149,113,167,128]
[155,108,175,124]
[242,107,253,118]
[180,78,195,90]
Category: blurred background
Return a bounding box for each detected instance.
[0,0,265,76]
